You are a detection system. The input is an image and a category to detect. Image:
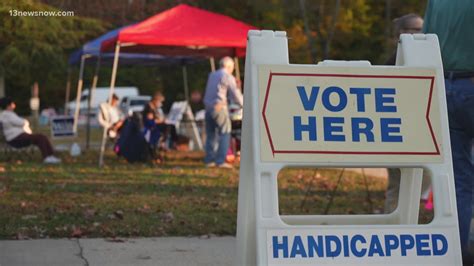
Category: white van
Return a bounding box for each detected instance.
[67,87,139,115]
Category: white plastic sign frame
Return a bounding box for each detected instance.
[236,30,462,265]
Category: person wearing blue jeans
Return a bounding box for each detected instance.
[203,57,243,168]
[423,1,474,264]
[445,76,474,261]
[204,109,231,166]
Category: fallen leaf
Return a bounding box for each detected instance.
[71,226,83,238]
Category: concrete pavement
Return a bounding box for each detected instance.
[0,236,236,266]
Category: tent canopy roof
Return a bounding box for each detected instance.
[69,25,199,66]
[101,4,256,57]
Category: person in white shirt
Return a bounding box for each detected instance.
[97,94,124,139]
[0,97,61,164]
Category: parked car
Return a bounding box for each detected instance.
[120,95,151,116]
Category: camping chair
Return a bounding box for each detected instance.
[0,122,36,160]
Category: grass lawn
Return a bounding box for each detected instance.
[0,148,432,240]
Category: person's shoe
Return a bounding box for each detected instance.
[43,155,61,164]
[205,162,216,168]
[217,163,233,169]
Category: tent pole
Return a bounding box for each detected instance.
[209,57,216,72]
[64,66,72,115]
[234,57,241,82]
[182,65,189,102]
[99,42,121,168]
[86,55,101,150]
[73,54,87,133]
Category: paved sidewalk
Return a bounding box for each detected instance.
[0,236,236,266]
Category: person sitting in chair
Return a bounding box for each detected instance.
[98,94,124,139]
[142,91,167,163]
[144,91,179,150]
[0,97,61,164]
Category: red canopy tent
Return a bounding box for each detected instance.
[100,4,256,107]
[98,4,255,166]
[101,4,255,58]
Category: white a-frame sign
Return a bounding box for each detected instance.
[236,30,462,266]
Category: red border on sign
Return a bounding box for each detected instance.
[261,72,440,156]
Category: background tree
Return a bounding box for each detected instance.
[1,0,428,113]
[0,0,103,114]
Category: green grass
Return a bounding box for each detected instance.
[0,149,432,239]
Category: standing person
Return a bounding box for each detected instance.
[423,1,474,264]
[0,97,61,164]
[385,13,423,65]
[203,57,243,168]
[384,13,432,214]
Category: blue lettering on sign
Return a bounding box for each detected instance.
[416,234,431,256]
[342,235,350,257]
[384,235,400,256]
[271,234,448,259]
[294,116,317,141]
[307,236,324,257]
[432,234,448,256]
[368,235,385,257]
[297,86,320,111]
[323,117,345,142]
[400,234,415,256]
[272,235,288,258]
[325,235,342,258]
[293,86,403,143]
[349,88,371,112]
[322,86,347,112]
[290,236,307,258]
[351,234,367,257]
[380,118,403,142]
[375,88,397,112]
[351,117,375,142]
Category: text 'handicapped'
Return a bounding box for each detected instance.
[272,233,448,259]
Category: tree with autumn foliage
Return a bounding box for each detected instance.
[1,0,428,113]
[0,0,103,113]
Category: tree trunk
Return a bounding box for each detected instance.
[323,0,341,59]
[384,0,392,56]
[299,0,318,61]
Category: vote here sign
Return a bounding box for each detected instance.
[258,65,443,163]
